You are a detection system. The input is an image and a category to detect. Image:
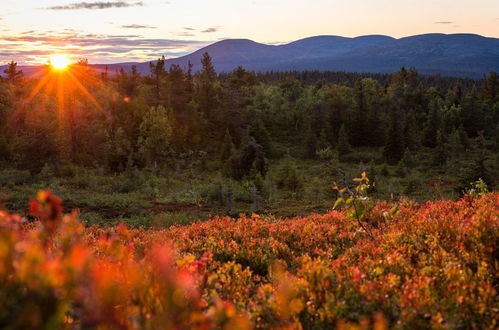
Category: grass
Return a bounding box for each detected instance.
[0,148,489,227]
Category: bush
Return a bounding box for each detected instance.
[0,190,497,328]
[274,159,304,193]
[0,168,32,186]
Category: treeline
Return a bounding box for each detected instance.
[252,70,478,91]
[0,55,497,193]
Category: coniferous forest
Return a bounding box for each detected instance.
[0,54,497,224]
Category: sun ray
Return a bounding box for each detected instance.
[56,73,65,120]
[8,56,109,128]
[66,70,109,119]
[8,71,51,126]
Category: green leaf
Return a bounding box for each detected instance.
[390,205,399,215]
[345,198,354,206]
[333,198,344,209]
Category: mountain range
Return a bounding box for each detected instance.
[3,33,499,78]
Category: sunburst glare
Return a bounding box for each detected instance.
[49,54,71,70]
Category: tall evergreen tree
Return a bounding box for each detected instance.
[3,61,23,85]
[149,56,166,106]
[221,129,235,162]
[432,129,448,166]
[197,52,218,121]
[383,107,405,164]
[337,124,351,156]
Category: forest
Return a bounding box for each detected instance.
[0,54,498,329]
[0,54,498,225]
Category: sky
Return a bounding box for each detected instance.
[0,0,498,65]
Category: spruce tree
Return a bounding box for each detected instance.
[221,129,235,161]
[337,124,351,156]
[149,56,166,106]
[250,119,273,158]
[432,129,448,166]
[383,108,405,164]
[197,52,218,120]
[3,61,23,85]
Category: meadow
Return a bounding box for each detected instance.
[0,183,497,329]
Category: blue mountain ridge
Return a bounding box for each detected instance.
[2,33,498,78]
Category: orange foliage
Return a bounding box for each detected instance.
[0,191,497,328]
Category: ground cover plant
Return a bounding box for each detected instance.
[0,184,497,329]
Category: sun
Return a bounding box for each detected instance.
[49,54,71,70]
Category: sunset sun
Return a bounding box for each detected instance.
[49,54,71,70]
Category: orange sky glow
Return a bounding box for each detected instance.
[0,0,497,65]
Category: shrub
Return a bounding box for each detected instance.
[0,168,32,186]
[0,190,496,328]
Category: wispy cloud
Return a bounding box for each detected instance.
[44,1,144,10]
[177,32,196,37]
[434,21,453,24]
[0,29,211,64]
[121,24,157,29]
[184,27,196,31]
[202,27,220,33]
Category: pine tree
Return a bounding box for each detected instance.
[149,56,166,106]
[455,132,493,194]
[432,129,448,166]
[383,108,405,164]
[3,61,23,84]
[351,79,369,146]
[397,148,414,177]
[337,124,351,156]
[250,119,273,158]
[447,129,464,156]
[481,72,498,103]
[138,106,173,170]
[221,129,235,161]
[200,52,216,81]
[197,52,218,120]
[275,158,303,193]
[460,91,484,137]
[423,100,443,147]
[167,64,188,114]
[403,113,420,150]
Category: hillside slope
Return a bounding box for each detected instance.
[2,33,498,78]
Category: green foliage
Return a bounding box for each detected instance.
[465,178,489,198]
[275,158,304,194]
[0,169,32,187]
[337,124,351,156]
[383,108,405,164]
[0,56,496,222]
[333,172,401,237]
[137,106,174,169]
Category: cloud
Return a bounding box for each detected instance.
[0,29,211,64]
[177,32,195,37]
[121,24,157,29]
[434,21,453,24]
[184,27,196,31]
[201,27,220,33]
[44,1,144,10]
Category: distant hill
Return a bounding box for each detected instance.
[2,33,498,78]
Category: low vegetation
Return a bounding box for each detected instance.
[0,59,497,225]
[0,186,497,328]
